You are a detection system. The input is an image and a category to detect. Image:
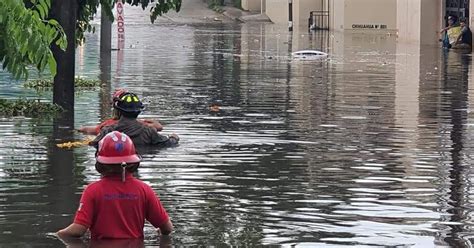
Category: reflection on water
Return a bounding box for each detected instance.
[1,22,474,247]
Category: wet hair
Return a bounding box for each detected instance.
[112,108,121,120]
[448,15,458,23]
[118,109,140,119]
[95,162,140,175]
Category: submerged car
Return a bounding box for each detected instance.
[292,50,328,60]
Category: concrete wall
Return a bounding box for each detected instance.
[265,0,288,25]
[294,0,324,28]
[330,0,345,30]
[263,0,454,46]
[419,0,442,44]
[470,0,474,29]
[346,0,397,31]
[397,0,422,42]
[242,0,261,11]
[397,0,442,44]
[265,0,324,27]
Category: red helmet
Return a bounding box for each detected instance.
[96,131,141,164]
[112,89,128,103]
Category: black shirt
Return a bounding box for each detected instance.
[91,117,179,147]
[461,26,472,45]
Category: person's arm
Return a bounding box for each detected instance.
[57,223,88,239]
[145,186,173,236]
[140,119,163,131]
[89,126,113,147]
[158,220,174,235]
[77,126,99,135]
[440,26,451,33]
[57,185,94,240]
[168,133,179,144]
[148,128,179,147]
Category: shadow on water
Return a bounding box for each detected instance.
[440,50,472,247]
[0,111,81,246]
[45,112,80,245]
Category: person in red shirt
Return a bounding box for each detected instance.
[78,89,163,135]
[56,131,173,240]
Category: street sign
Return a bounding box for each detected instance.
[117,0,125,50]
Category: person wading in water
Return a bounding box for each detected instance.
[57,131,173,239]
[78,89,163,135]
[89,92,179,147]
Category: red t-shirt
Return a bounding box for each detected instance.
[73,174,170,239]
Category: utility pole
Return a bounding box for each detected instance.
[100,7,112,54]
[288,0,293,31]
[99,7,113,120]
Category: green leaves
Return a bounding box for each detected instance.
[0,0,67,80]
[76,0,182,44]
[149,0,181,23]
[0,98,62,117]
[0,0,181,80]
[47,54,56,76]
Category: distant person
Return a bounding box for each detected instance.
[440,15,461,48]
[453,17,472,50]
[56,131,173,239]
[78,89,163,135]
[89,92,179,147]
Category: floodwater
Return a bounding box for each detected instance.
[1,19,474,247]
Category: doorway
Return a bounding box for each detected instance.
[446,0,470,20]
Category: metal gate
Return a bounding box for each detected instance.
[446,0,470,19]
[308,0,330,30]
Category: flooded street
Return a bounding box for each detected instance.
[1,17,474,247]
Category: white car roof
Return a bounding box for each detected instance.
[293,50,326,54]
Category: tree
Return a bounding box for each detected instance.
[0,0,66,79]
[50,0,182,113]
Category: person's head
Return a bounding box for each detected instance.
[460,17,467,27]
[448,15,458,25]
[95,131,141,181]
[112,88,128,103]
[111,89,129,119]
[113,92,144,119]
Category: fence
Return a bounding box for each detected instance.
[308,11,329,30]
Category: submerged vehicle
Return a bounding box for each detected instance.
[292,50,328,60]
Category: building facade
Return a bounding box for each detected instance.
[241,0,471,45]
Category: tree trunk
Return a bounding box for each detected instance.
[50,0,78,114]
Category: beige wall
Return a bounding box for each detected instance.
[342,0,397,32]
[265,0,288,25]
[330,0,344,30]
[263,0,456,46]
[397,0,442,44]
[397,0,421,42]
[472,1,474,28]
[330,0,396,31]
[294,0,324,28]
[265,0,324,27]
[420,0,442,44]
[241,0,261,11]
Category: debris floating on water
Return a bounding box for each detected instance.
[57,137,94,149]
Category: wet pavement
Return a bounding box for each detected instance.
[1,8,474,247]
